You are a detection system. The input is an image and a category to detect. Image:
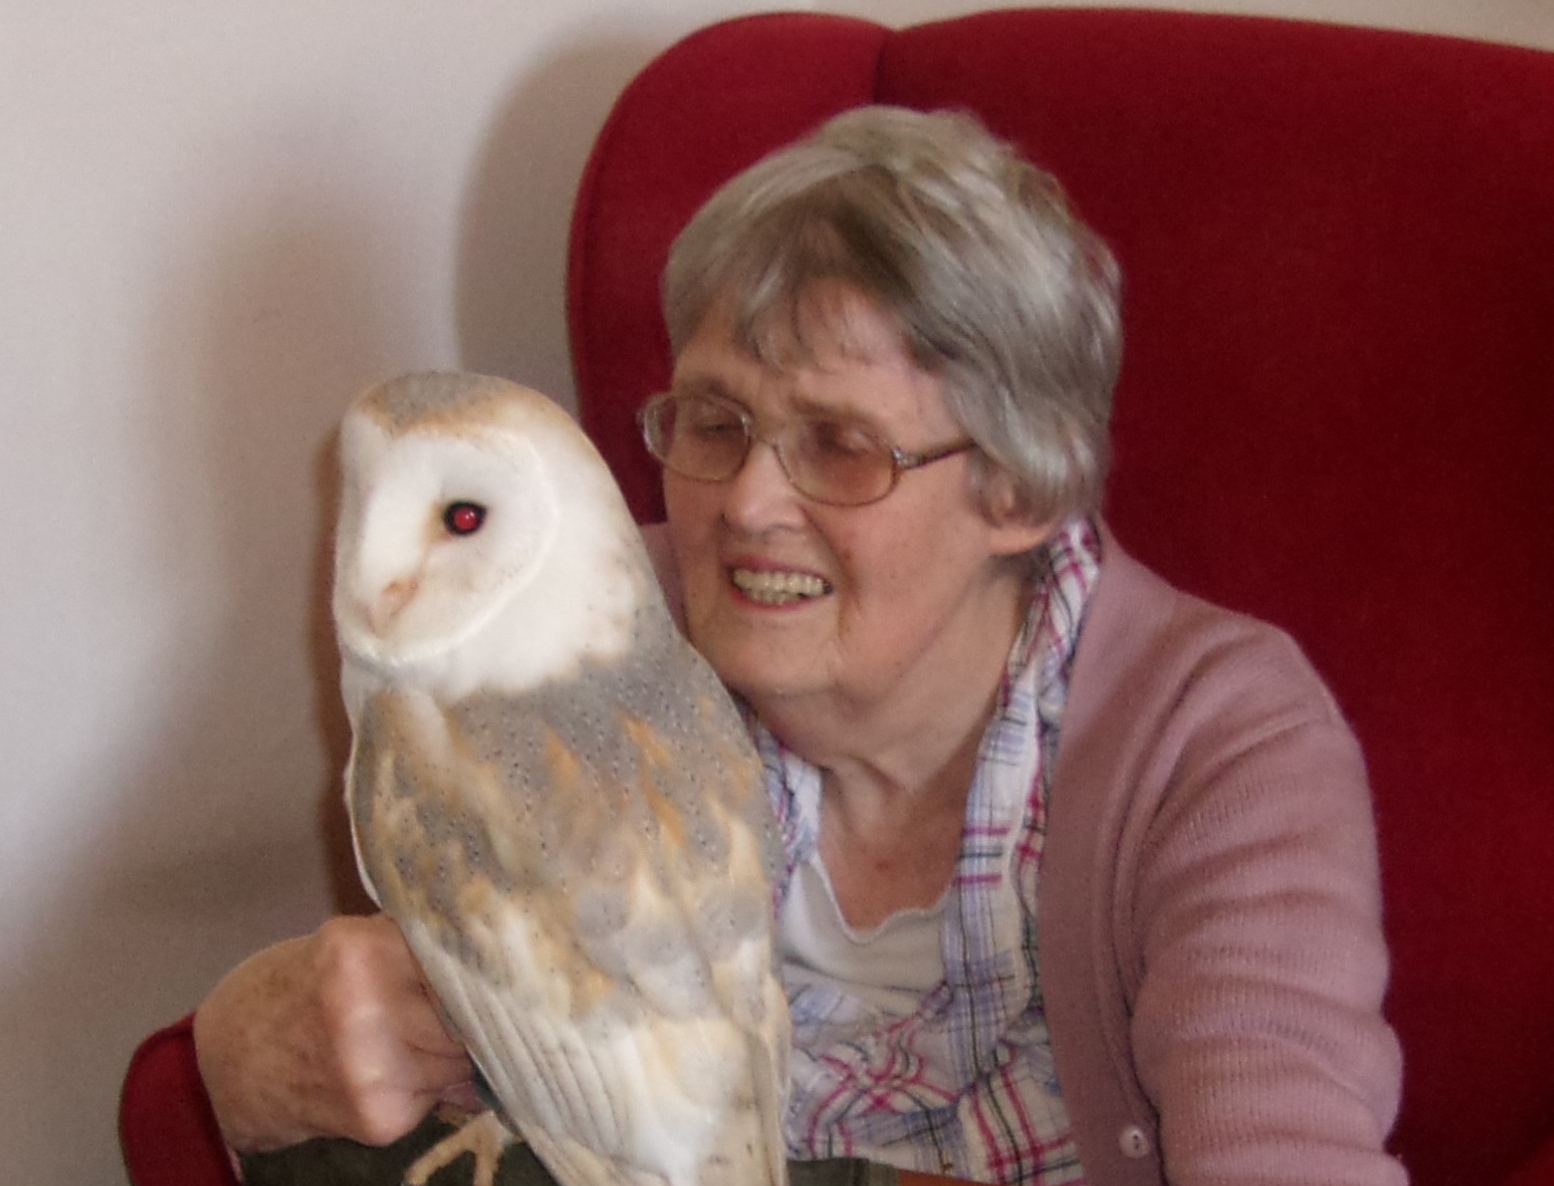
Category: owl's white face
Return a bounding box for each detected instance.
[333,410,559,674]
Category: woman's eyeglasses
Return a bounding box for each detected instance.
[637,391,975,508]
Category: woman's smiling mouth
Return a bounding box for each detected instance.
[730,567,833,605]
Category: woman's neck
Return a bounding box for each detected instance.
[758,570,1032,928]
[753,564,1029,783]
[811,706,992,928]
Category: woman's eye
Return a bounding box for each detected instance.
[686,409,744,440]
[809,421,880,459]
[443,501,487,536]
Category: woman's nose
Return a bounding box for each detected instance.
[721,437,807,530]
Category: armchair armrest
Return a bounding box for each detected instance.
[1502,1132,1554,1186]
[119,1015,239,1186]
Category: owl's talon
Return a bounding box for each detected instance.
[404,1109,515,1186]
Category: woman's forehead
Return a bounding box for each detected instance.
[716,281,911,369]
[673,295,955,433]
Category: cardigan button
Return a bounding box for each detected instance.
[1118,1124,1151,1159]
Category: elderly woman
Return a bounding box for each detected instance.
[196,108,1405,1185]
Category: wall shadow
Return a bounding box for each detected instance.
[455,32,666,408]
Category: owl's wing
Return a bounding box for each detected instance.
[348,677,787,1186]
[341,662,384,913]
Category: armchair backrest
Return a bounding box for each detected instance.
[567,11,1554,1186]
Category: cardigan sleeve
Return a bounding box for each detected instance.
[1120,622,1406,1186]
[1042,537,1408,1186]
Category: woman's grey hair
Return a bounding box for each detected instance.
[661,105,1122,523]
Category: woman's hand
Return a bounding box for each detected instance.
[193,913,476,1152]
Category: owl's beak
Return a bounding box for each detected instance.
[368,576,420,634]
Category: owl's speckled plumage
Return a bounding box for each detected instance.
[333,372,789,1186]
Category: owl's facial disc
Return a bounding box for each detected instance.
[334,424,558,671]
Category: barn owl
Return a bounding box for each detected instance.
[333,372,789,1186]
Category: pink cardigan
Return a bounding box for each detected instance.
[1043,531,1405,1185]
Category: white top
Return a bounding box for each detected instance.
[779,851,948,1018]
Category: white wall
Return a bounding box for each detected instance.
[2,1,1548,1182]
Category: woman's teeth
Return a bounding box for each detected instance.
[731,568,831,605]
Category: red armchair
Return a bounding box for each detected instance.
[123,10,1554,1186]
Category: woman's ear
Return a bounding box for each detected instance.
[978,466,1058,556]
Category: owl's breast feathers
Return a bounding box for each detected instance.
[353,618,773,997]
[347,614,788,1186]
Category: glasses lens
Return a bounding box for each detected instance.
[645,395,749,482]
[784,419,895,505]
[642,394,901,506]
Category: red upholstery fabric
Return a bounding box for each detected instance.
[567,10,1554,1186]
[119,1015,239,1186]
[1506,1137,1554,1186]
[567,14,890,523]
[123,10,1554,1186]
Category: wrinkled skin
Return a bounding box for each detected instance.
[194,914,478,1152]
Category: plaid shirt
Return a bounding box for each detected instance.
[756,518,1102,1185]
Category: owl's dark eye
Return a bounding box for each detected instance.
[443,501,487,536]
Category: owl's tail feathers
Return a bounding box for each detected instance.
[750,1028,790,1186]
